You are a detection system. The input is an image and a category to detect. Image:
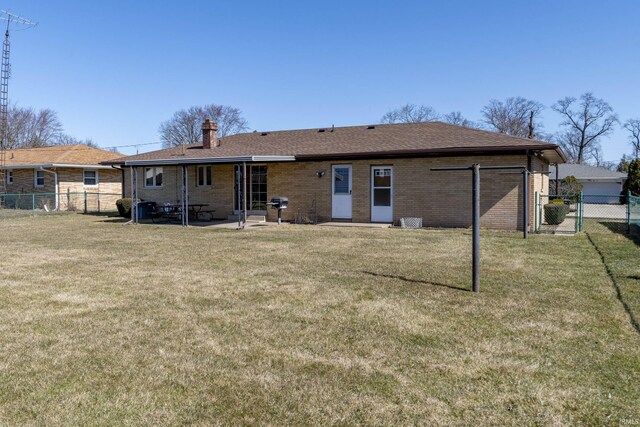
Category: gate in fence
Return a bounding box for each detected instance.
[0,191,121,214]
[535,191,638,234]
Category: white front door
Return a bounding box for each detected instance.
[371,166,393,222]
[332,165,352,219]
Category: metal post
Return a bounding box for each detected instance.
[555,163,559,194]
[131,166,138,224]
[523,170,529,239]
[31,193,35,214]
[236,165,242,229]
[627,190,631,234]
[243,161,248,226]
[186,164,189,226]
[472,164,480,293]
[84,190,87,214]
[579,191,584,232]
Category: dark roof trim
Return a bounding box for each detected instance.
[296,145,565,162]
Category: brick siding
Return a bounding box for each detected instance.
[124,155,550,231]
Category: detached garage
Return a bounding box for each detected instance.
[550,163,627,203]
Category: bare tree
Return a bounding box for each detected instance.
[552,93,618,164]
[1,106,64,148]
[55,134,98,148]
[159,104,249,148]
[624,118,640,159]
[442,111,476,128]
[481,97,544,137]
[380,103,440,124]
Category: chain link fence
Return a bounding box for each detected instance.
[0,191,121,216]
[536,191,637,234]
[535,193,580,234]
[629,194,640,234]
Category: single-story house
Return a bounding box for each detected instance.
[549,163,627,203]
[1,144,124,211]
[104,121,566,231]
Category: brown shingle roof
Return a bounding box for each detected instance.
[3,145,122,168]
[105,121,566,165]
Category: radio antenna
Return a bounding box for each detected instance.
[0,10,37,196]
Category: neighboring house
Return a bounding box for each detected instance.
[549,163,627,203]
[1,145,124,211]
[105,121,566,231]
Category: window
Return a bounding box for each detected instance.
[34,170,44,187]
[144,167,163,188]
[6,170,13,185]
[83,170,99,186]
[197,165,212,187]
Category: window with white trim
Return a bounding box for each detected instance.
[83,170,99,186]
[144,167,163,188]
[197,165,212,187]
[6,170,13,184]
[34,170,44,188]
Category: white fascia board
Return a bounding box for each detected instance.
[124,156,296,166]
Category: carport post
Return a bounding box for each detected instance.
[472,163,480,293]
[243,162,248,226]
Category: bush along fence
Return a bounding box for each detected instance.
[0,190,122,214]
[535,191,639,234]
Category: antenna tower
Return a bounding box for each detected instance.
[0,10,37,196]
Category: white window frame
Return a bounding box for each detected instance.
[6,170,13,185]
[144,166,163,188]
[197,165,212,187]
[83,169,99,187]
[34,170,44,188]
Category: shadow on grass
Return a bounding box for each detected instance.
[595,221,640,247]
[362,271,470,292]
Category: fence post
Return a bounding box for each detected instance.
[83,191,87,214]
[32,193,35,215]
[97,192,100,213]
[627,190,631,234]
[579,192,584,232]
[67,188,70,210]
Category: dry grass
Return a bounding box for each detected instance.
[0,214,639,426]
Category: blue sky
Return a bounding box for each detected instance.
[3,0,639,158]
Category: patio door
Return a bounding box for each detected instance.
[234,165,268,215]
[371,166,393,222]
[332,165,352,219]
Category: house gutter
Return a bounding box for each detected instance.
[3,163,115,170]
[122,155,296,167]
[40,167,59,211]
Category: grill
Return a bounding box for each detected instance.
[267,197,288,224]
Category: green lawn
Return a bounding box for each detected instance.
[0,214,639,426]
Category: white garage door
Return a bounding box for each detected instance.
[582,182,623,204]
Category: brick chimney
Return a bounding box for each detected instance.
[202,119,219,149]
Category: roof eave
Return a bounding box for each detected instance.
[122,155,296,166]
[2,163,116,170]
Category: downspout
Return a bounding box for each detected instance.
[41,167,59,211]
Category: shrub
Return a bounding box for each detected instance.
[551,198,566,205]
[544,203,569,225]
[115,198,140,218]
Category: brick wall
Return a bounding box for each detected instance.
[122,154,550,230]
[3,167,122,212]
